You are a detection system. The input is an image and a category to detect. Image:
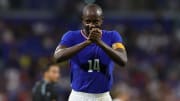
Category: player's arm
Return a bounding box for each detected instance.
[54,31,92,62]
[54,40,91,62]
[97,41,127,66]
[89,29,127,66]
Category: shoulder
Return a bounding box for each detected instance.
[103,30,123,43]
[102,30,120,35]
[61,30,81,39]
[64,30,81,35]
[102,30,122,37]
[34,81,43,88]
[32,81,43,93]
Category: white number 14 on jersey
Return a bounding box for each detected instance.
[88,59,100,72]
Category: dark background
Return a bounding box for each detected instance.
[0,0,179,101]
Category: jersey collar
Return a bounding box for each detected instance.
[81,30,88,39]
[80,30,103,40]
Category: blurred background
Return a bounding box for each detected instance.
[0,0,180,101]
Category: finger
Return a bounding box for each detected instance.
[96,29,102,34]
[89,36,96,39]
[93,30,101,35]
[92,28,101,32]
[89,34,100,38]
[89,36,100,40]
[90,28,100,33]
[90,29,97,34]
[91,27,98,30]
[90,31,101,36]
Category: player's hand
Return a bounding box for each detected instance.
[88,28,102,43]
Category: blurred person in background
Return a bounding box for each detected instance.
[32,63,60,101]
[54,4,127,101]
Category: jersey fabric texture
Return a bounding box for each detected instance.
[59,30,123,93]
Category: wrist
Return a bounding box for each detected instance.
[84,40,92,45]
[96,40,103,46]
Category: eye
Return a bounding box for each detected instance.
[93,20,99,24]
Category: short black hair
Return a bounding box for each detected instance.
[41,63,58,74]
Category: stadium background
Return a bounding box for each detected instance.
[0,0,179,101]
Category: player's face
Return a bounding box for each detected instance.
[47,66,60,83]
[82,15,103,34]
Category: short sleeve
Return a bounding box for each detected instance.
[111,31,126,50]
[111,31,123,44]
[59,31,74,47]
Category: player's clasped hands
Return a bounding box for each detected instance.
[88,28,102,43]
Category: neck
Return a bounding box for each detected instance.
[82,29,89,37]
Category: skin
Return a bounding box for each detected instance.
[44,65,60,83]
[54,4,127,66]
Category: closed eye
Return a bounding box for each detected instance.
[93,20,99,24]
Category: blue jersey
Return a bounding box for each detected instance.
[59,30,123,93]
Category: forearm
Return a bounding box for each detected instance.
[97,40,127,66]
[54,40,91,62]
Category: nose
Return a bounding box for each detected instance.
[88,23,95,28]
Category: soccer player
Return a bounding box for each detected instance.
[32,63,60,101]
[54,4,127,101]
